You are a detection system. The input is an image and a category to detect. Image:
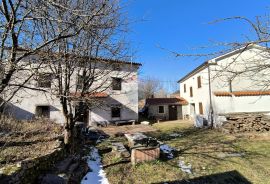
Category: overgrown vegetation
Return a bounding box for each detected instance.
[98,121,270,184]
[0,116,63,168]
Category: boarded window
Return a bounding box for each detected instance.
[112,77,122,90]
[190,87,193,97]
[158,106,164,113]
[111,106,121,118]
[37,74,52,88]
[184,84,186,93]
[197,76,201,88]
[36,106,50,118]
[199,102,203,115]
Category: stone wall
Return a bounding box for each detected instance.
[221,113,270,133]
[0,140,65,184]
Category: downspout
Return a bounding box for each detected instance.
[207,63,214,128]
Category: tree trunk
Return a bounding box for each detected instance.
[64,128,72,145]
[63,114,75,153]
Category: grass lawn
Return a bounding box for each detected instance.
[97,120,270,184]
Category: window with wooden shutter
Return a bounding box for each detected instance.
[199,102,203,115]
[197,76,201,88]
[184,84,186,93]
[190,87,193,97]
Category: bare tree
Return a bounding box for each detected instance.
[139,77,163,100]
[0,0,110,109]
[39,0,134,146]
[0,0,135,148]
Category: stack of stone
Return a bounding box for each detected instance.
[222,113,270,133]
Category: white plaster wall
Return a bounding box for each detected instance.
[213,95,270,114]
[179,67,210,119]
[6,61,139,125]
[210,47,270,92]
[7,90,65,124]
[180,46,270,117]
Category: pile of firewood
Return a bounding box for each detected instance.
[222,113,270,133]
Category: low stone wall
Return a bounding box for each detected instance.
[222,113,270,133]
[0,140,65,184]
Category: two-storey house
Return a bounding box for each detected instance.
[4,52,141,126]
[178,44,270,119]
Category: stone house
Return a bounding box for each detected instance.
[178,44,270,120]
[145,97,188,120]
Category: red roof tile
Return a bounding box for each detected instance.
[214,90,270,97]
[145,97,188,106]
[70,92,108,98]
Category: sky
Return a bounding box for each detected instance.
[125,0,270,92]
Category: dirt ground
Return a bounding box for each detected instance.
[98,124,157,136]
[98,120,193,136]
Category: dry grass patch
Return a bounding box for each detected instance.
[0,116,63,167]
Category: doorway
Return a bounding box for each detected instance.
[75,102,89,126]
[169,105,178,120]
[190,103,196,119]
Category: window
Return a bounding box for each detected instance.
[158,106,164,114]
[37,73,52,88]
[36,106,50,118]
[112,63,121,70]
[111,106,121,118]
[199,102,203,115]
[190,87,193,97]
[197,76,201,88]
[77,75,84,89]
[112,77,122,90]
[184,84,186,93]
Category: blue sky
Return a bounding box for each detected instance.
[125,0,270,92]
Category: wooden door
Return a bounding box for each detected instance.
[169,105,177,120]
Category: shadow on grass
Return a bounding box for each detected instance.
[152,170,252,184]
[146,126,268,171]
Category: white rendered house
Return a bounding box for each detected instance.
[4,54,141,126]
[178,44,270,120]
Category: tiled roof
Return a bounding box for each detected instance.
[5,47,142,66]
[145,97,188,106]
[214,90,270,97]
[70,92,108,98]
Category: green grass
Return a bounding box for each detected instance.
[98,120,270,184]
